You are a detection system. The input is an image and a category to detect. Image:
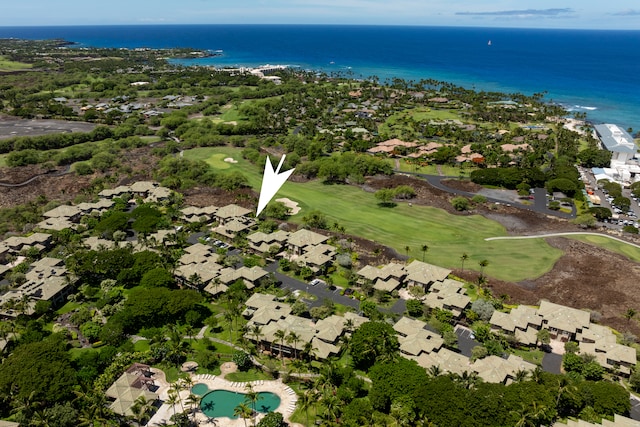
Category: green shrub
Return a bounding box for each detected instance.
[451,197,470,211]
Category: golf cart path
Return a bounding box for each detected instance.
[486,232,640,250]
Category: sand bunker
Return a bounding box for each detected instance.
[276,197,301,215]
[223,157,238,164]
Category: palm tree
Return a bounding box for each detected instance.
[274,329,287,365]
[420,244,429,262]
[11,390,40,419]
[298,391,314,427]
[234,402,252,427]
[166,391,179,421]
[169,382,185,414]
[286,331,300,360]
[343,318,355,335]
[130,395,154,426]
[244,383,261,426]
[321,393,340,424]
[184,324,195,342]
[460,253,469,271]
[185,393,200,424]
[530,367,544,384]
[513,369,529,383]
[301,341,317,367]
[427,365,442,378]
[251,324,263,352]
[224,311,235,342]
[478,259,489,276]
[29,409,53,427]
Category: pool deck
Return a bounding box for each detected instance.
[148,373,300,427]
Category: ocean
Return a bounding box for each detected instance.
[1,25,639,130]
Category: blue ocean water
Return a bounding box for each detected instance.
[1,25,639,130]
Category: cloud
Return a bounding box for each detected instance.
[456,8,574,18]
[611,9,640,16]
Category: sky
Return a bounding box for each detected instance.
[2,0,640,29]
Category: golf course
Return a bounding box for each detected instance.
[184,146,564,282]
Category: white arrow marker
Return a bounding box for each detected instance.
[256,155,295,217]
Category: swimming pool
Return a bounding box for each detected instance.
[191,383,209,396]
[200,389,281,419]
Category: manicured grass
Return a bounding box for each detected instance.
[210,103,248,123]
[56,300,82,315]
[567,235,640,263]
[511,348,545,366]
[69,347,99,360]
[156,364,182,383]
[0,56,32,71]
[225,368,272,382]
[202,153,233,170]
[182,147,563,281]
[290,404,319,427]
[328,270,350,287]
[134,339,150,352]
[397,161,475,177]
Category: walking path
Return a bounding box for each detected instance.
[0,165,71,187]
[485,231,640,250]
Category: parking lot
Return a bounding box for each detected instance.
[580,166,640,231]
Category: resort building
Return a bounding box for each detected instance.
[105,363,159,417]
[247,230,290,254]
[0,257,74,318]
[286,229,329,256]
[592,124,640,184]
[0,233,52,256]
[423,279,471,319]
[489,300,636,376]
[181,205,218,223]
[242,293,367,360]
[470,354,536,385]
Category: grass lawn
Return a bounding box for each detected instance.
[0,155,6,168]
[328,270,350,287]
[511,348,545,366]
[567,234,640,263]
[183,146,562,282]
[69,347,99,360]
[134,340,150,352]
[396,161,475,178]
[55,300,83,315]
[290,404,319,427]
[0,56,32,71]
[225,368,272,382]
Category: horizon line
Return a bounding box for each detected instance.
[1,23,639,32]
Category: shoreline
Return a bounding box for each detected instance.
[1,25,638,130]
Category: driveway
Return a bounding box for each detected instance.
[541,352,562,374]
[455,325,480,358]
[265,262,360,310]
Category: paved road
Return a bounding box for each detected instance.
[264,262,408,314]
[265,262,360,310]
[400,172,576,219]
[0,165,71,187]
[485,231,640,249]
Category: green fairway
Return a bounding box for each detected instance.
[567,234,640,263]
[183,146,563,281]
[0,56,32,72]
